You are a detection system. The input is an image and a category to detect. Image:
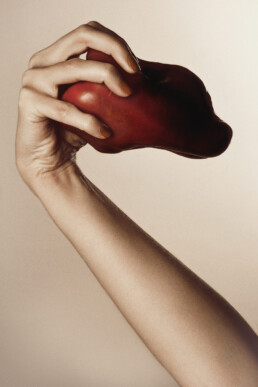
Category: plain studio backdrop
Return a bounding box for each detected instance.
[1,1,257,386]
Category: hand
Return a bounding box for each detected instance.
[15,21,140,189]
[59,45,232,159]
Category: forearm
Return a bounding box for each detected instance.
[33,164,258,386]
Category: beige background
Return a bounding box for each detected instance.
[1,0,258,386]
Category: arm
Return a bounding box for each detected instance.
[16,22,258,386]
[30,165,258,387]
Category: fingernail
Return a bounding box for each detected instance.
[120,81,132,96]
[127,56,141,73]
[99,124,112,139]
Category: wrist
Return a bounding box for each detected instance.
[21,161,85,198]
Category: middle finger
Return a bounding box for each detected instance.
[22,58,133,98]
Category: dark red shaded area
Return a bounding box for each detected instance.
[59,49,232,158]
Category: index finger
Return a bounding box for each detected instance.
[28,22,140,73]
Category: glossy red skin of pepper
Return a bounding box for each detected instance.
[59,49,232,158]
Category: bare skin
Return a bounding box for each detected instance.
[15,21,258,386]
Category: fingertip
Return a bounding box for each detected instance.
[99,124,112,139]
[119,81,132,96]
[126,56,141,73]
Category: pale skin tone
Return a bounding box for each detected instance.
[15,21,258,386]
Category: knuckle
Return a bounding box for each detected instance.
[65,57,81,71]
[76,24,91,37]
[56,102,72,120]
[87,20,99,28]
[21,69,34,87]
[18,87,33,108]
[104,63,117,78]
[48,83,58,98]
[28,53,38,69]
